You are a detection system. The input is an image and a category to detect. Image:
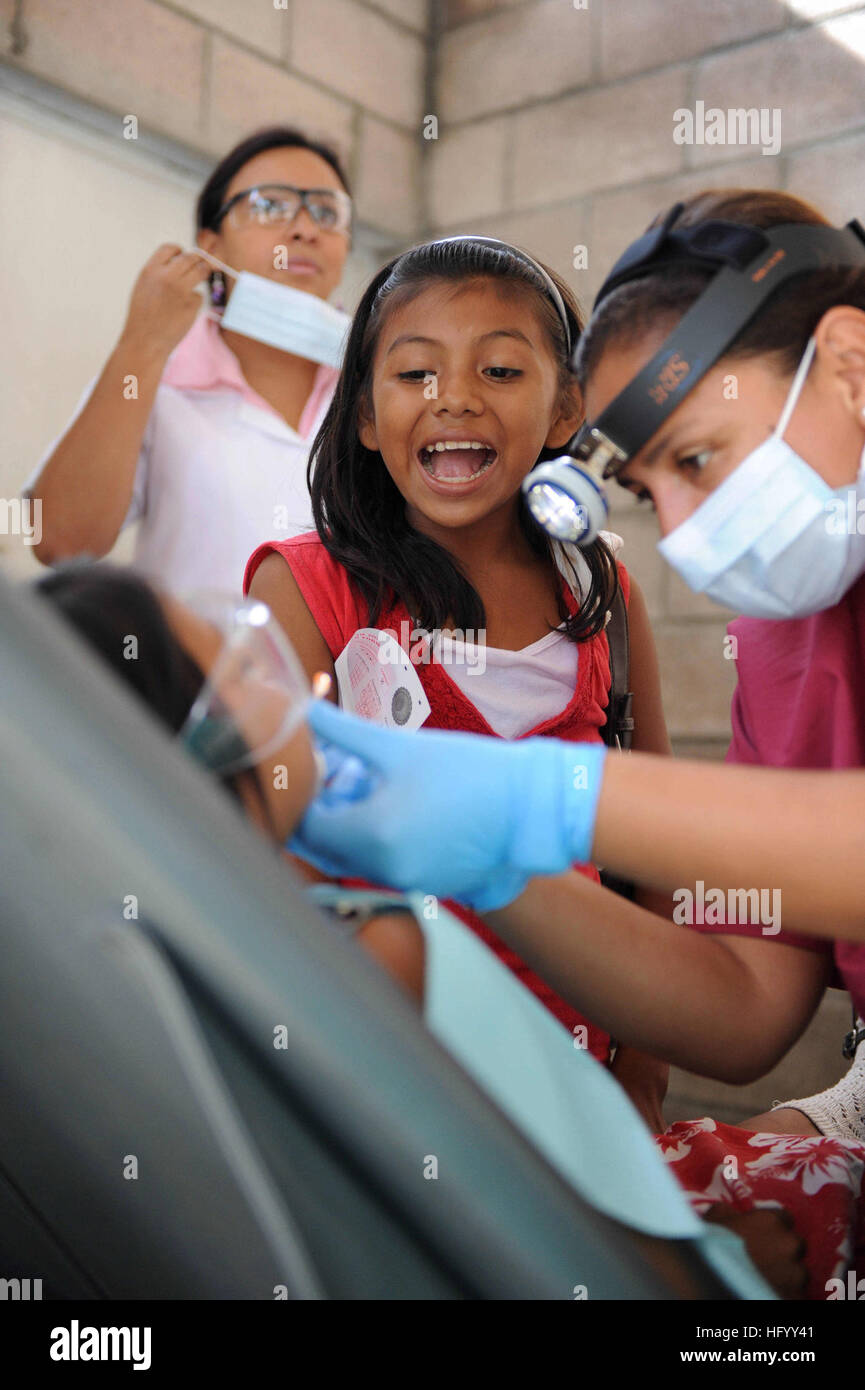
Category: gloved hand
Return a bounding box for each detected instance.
[312,736,376,804]
[292,700,607,912]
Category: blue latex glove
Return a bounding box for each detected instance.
[314,737,376,805]
[288,733,376,870]
[293,700,607,911]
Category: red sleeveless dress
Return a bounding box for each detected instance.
[246,532,627,1063]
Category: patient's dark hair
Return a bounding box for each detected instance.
[576,189,865,388]
[309,236,619,642]
[34,565,270,824]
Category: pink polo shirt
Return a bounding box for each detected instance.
[720,573,865,1017]
[29,314,340,596]
[162,314,337,438]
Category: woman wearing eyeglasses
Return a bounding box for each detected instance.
[27,126,352,594]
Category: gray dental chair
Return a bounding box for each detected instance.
[0,571,732,1300]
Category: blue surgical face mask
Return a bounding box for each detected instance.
[196,248,350,368]
[658,337,865,619]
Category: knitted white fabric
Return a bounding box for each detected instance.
[773,1018,865,1143]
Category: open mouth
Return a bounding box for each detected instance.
[418,440,498,483]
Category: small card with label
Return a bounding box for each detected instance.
[334,628,431,730]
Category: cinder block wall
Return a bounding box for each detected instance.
[0,0,428,241]
[432,0,865,756]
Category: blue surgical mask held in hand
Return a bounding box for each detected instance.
[196,248,350,368]
[658,337,865,619]
[291,700,607,912]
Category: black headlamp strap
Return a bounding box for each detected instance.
[575,219,865,474]
[591,204,771,308]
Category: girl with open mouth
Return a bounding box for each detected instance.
[244,234,671,1095]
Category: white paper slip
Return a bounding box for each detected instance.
[334,629,431,730]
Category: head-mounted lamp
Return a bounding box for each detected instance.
[523,207,865,544]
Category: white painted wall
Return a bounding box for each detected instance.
[0,99,198,576]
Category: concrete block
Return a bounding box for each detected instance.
[428,117,509,225]
[1,0,19,57]
[207,36,354,162]
[437,0,593,124]
[292,0,425,128]
[670,736,732,761]
[444,0,524,23]
[170,0,286,57]
[373,0,429,32]
[787,129,865,224]
[355,114,422,238]
[511,66,689,212]
[13,0,205,146]
[600,0,785,81]
[607,507,667,620]
[665,566,739,624]
[691,14,865,163]
[652,618,738,739]
[338,237,401,312]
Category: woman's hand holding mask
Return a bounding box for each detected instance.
[120,244,213,362]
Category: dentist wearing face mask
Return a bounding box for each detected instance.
[26,126,352,594]
[292,189,865,1090]
[653,329,865,619]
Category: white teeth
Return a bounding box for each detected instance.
[428,440,488,452]
[418,439,496,480]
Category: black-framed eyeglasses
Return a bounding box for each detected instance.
[213,184,352,235]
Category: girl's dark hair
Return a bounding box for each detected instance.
[34,565,272,826]
[196,125,351,233]
[576,189,865,388]
[309,238,619,642]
